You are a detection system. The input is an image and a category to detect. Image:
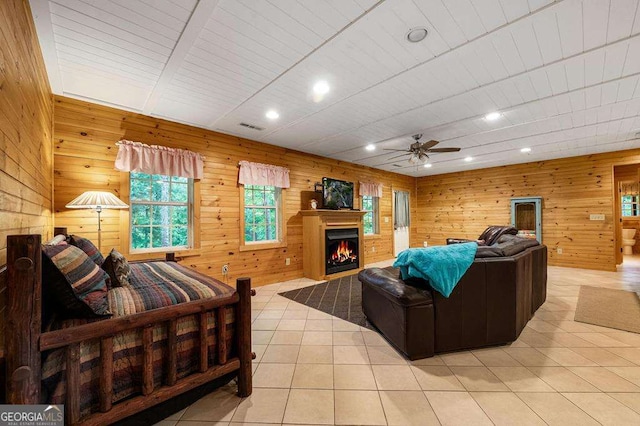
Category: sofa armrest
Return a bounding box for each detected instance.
[358,268,432,307]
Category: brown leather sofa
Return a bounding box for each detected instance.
[359,234,547,359]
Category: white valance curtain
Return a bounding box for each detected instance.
[115,140,204,179]
[359,181,383,198]
[621,181,639,196]
[238,161,290,188]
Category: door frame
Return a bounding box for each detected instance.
[612,161,640,266]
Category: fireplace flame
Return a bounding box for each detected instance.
[330,240,357,263]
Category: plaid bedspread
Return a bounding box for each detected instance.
[41,262,237,418]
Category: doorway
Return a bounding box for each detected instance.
[613,163,640,267]
[393,190,410,256]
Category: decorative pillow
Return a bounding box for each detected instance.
[102,249,131,288]
[42,244,111,318]
[69,235,104,266]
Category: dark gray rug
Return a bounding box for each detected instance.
[279,267,398,330]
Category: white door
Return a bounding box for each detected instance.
[393,190,410,256]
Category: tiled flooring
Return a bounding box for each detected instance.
[157,256,640,425]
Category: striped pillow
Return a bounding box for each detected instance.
[42,244,111,318]
[69,235,104,266]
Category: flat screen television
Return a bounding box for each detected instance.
[322,177,354,209]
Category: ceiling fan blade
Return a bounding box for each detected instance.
[383,148,410,152]
[427,147,461,153]
[386,152,411,160]
[420,140,439,150]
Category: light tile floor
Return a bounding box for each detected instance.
[157,256,640,425]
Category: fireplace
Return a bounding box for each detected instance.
[325,228,359,275]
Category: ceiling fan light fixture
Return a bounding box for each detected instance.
[365,144,376,151]
[484,112,502,121]
[406,27,428,43]
[408,153,426,165]
[520,147,532,153]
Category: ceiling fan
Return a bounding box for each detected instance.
[385,134,461,164]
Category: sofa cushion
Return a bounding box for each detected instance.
[495,236,540,256]
[475,246,505,258]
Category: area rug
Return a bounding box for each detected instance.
[279,270,399,330]
[574,285,640,334]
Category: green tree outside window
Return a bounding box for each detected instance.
[130,172,192,250]
[244,185,280,243]
[362,195,379,235]
[622,194,639,217]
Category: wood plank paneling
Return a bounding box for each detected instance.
[0,0,53,351]
[414,150,640,271]
[53,96,415,286]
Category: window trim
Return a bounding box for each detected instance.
[239,184,287,252]
[621,180,640,218]
[362,195,380,236]
[120,173,201,261]
[622,194,639,217]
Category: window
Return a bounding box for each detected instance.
[243,185,282,244]
[129,172,193,251]
[622,194,639,217]
[362,195,379,235]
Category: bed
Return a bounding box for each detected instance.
[3,234,254,425]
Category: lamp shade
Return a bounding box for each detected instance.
[66,191,128,209]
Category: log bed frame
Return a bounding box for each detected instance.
[3,234,254,425]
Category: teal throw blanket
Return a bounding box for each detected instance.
[393,243,478,298]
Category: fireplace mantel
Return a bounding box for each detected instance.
[300,209,366,281]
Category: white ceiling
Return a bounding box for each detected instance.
[30,0,640,177]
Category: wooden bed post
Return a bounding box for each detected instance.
[236,277,252,397]
[6,234,42,404]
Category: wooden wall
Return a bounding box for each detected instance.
[0,0,53,351]
[53,96,415,286]
[415,149,640,271]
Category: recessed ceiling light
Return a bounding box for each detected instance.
[484,112,502,121]
[365,144,376,151]
[406,27,428,43]
[424,163,432,168]
[313,80,330,95]
[464,156,473,162]
[520,147,531,153]
[265,110,279,120]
